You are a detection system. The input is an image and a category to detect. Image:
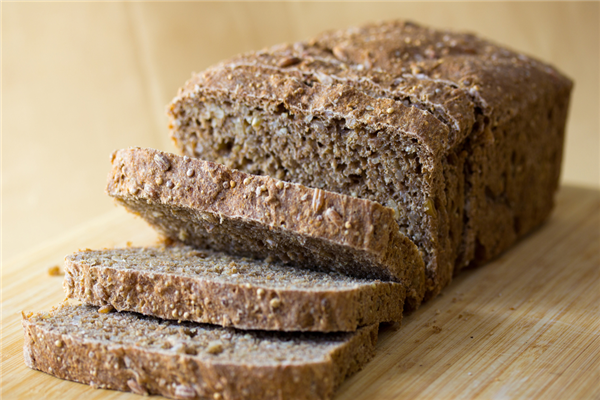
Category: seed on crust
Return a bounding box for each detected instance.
[277,57,301,68]
[324,208,343,226]
[174,385,196,399]
[127,379,149,396]
[154,154,171,171]
[312,189,325,213]
[144,183,157,198]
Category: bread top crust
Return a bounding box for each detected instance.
[171,20,572,153]
[311,21,572,118]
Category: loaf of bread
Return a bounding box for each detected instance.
[107,147,425,309]
[64,245,405,332]
[167,20,572,299]
[23,303,378,400]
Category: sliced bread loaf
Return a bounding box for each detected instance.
[23,303,378,400]
[167,20,572,299]
[107,148,425,309]
[64,245,405,332]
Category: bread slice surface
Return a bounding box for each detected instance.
[107,147,425,309]
[64,245,405,332]
[23,303,378,400]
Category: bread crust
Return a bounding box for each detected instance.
[107,148,425,309]
[64,246,405,332]
[23,304,378,400]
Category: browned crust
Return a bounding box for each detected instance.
[106,148,425,308]
[310,20,573,125]
[22,307,378,400]
[63,247,405,332]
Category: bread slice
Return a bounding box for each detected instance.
[64,245,405,332]
[167,20,572,299]
[107,147,425,309]
[22,303,378,400]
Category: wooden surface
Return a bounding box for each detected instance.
[3,2,599,262]
[1,185,599,400]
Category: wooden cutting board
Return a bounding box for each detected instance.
[2,185,599,399]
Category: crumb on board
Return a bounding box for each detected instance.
[432,325,442,333]
[48,265,62,276]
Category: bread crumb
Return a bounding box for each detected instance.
[206,341,223,355]
[98,305,114,314]
[256,185,267,196]
[270,298,282,309]
[432,325,442,333]
[48,265,62,276]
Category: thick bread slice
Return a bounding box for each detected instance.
[107,148,425,309]
[22,303,378,400]
[64,245,405,332]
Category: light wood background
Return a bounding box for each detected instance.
[2,2,599,262]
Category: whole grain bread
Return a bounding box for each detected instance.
[107,147,425,309]
[64,245,405,332]
[23,303,378,400]
[167,20,572,299]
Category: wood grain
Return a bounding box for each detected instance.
[2,186,599,400]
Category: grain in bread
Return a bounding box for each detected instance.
[23,303,378,400]
[64,245,405,332]
[107,147,425,309]
[167,20,572,299]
